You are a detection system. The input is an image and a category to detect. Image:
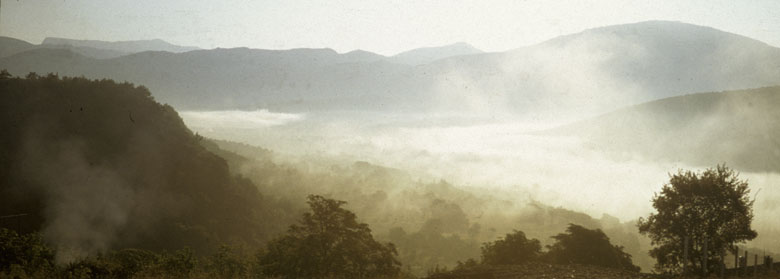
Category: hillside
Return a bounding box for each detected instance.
[1,21,778,118]
[546,86,780,172]
[209,139,656,274]
[0,73,291,258]
[0,37,35,58]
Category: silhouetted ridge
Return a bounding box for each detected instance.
[0,72,289,257]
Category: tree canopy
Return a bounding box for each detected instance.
[480,230,541,265]
[637,165,757,274]
[546,224,639,271]
[257,195,401,278]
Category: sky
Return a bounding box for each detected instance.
[1,0,779,55]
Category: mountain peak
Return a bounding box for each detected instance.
[526,20,776,57]
[340,49,387,63]
[448,41,479,49]
[585,20,728,37]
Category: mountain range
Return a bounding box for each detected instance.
[0,37,200,59]
[1,21,779,119]
[42,37,201,55]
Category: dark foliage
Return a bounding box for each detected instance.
[453,258,479,271]
[387,225,480,276]
[480,230,541,265]
[257,195,401,278]
[638,165,757,274]
[0,228,266,278]
[206,245,251,278]
[0,228,55,277]
[545,224,639,271]
[0,72,289,257]
[446,225,639,275]
[428,262,649,279]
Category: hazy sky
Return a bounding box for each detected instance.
[2,0,779,55]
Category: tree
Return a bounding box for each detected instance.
[205,245,249,278]
[638,165,757,274]
[480,230,541,265]
[0,229,55,277]
[545,224,639,271]
[0,69,11,80]
[257,195,400,278]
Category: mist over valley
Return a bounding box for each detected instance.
[1,3,779,277]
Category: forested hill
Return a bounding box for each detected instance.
[0,72,291,258]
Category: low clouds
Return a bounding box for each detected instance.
[180,110,305,130]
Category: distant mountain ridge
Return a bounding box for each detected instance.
[42,37,201,54]
[0,36,201,59]
[1,21,779,118]
[0,37,36,58]
[389,42,484,65]
[421,20,780,118]
[334,42,485,65]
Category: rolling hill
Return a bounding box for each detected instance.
[546,86,780,173]
[0,37,36,58]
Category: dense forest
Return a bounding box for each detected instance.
[0,72,294,258]
[205,138,657,274]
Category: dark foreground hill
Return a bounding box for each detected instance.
[0,72,290,259]
[547,86,780,173]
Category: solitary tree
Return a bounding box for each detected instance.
[546,224,639,271]
[480,230,541,265]
[257,195,400,278]
[638,165,757,274]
